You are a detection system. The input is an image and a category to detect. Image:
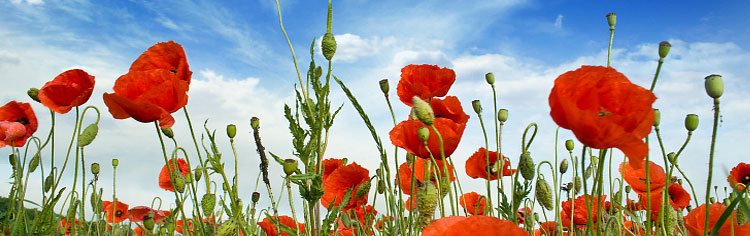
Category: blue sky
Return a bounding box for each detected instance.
[2,0,750,217]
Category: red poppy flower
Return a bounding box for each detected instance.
[101,200,129,223]
[128,206,171,223]
[549,66,656,169]
[390,119,465,159]
[396,64,456,106]
[397,159,455,195]
[561,195,607,226]
[322,158,345,181]
[684,203,750,236]
[321,162,370,210]
[621,161,666,194]
[423,216,527,236]
[431,96,469,125]
[465,148,515,180]
[38,69,95,114]
[338,205,378,235]
[158,158,190,192]
[129,41,192,84]
[728,162,750,191]
[639,183,691,219]
[405,195,417,211]
[517,207,533,225]
[459,192,487,216]
[0,121,26,147]
[59,218,81,235]
[535,221,567,236]
[0,101,37,147]
[257,216,305,236]
[134,226,145,236]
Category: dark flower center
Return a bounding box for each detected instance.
[169,68,177,74]
[16,118,29,125]
[742,175,750,185]
[115,210,124,217]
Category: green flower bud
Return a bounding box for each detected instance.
[91,163,100,175]
[322,33,337,61]
[416,182,439,227]
[77,123,99,147]
[658,41,671,59]
[250,117,260,130]
[194,167,202,182]
[202,193,216,215]
[226,124,237,139]
[185,171,193,183]
[653,109,661,127]
[144,212,155,230]
[91,189,101,212]
[217,220,238,236]
[573,176,582,194]
[379,79,389,95]
[283,159,298,176]
[704,74,724,99]
[377,179,385,194]
[340,211,353,228]
[710,197,716,204]
[613,190,622,204]
[535,178,553,210]
[28,153,40,173]
[565,139,574,151]
[111,158,119,167]
[8,154,15,167]
[685,114,699,132]
[625,185,632,194]
[498,109,509,123]
[356,180,372,199]
[559,159,569,174]
[412,97,435,125]
[27,88,40,103]
[485,72,495,85]
[417,127,430,143]
[471,100,482,114]
[606,12,616,30]
[315,66,323,79]
[519,152,535,180]
[668,152,677,165]
[44,173,53,192]
[173,174,186,193]
[252,192,260,203]
[584,165,593,180]
[161,127,174,139]
[678,179,684,185]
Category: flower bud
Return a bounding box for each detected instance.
[77,124,99,147]
[565,139,574,151]
[668,152,677,165]
[412,97,435,125]
[185,171,193,183]
[340,211,353,228]
[559,159,569,174]
[173,174,186,193]
[613,190,622,204]
[416,182,439,226]
[653,109,660,127]
[377,179,385,194]
[161,127,174,139]
[658,41,671,59]
[379,79,389,95]
[252,192,261,203]
[485,72,495,85]
[322,33,337,61]
[91,163,100,175]
[678,179,684,185]
[584,165,593,180]
[685,114,699,132]
[28,153,40,173]
[217,220,238,236]
[194,167,202,182]
[315,66,323,79]
[625,185,632,194]
[8,154,15,167]
[202,193,216,215]
[417,127,430,143]
[710,197,716,204]
[111,158,119,167]
[519,152,535,180]
[497,109,509,122]
[27,88,40,103]
[144,212,155,230]
[356,180,372,199]
[535,178,553,210]
[606,12,616,30]
[573,176,582,194]
[44,173,53,192]
[283,159,298,176]
[704,74,724,99]
[226,124,237,139]
[251,117,260,130]
[471,100,482,114]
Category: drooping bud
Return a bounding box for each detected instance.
[161,127,174,139]
[518,152,535,180]
[653,109,661,127]
[417,127,430,143]
[111,158,119,167]
[27,88,40,102]
[497,109,509,123]
[202,193,216,214]
[584,165,593,180]
[573,176,582,194]
[613,190,622,204]
[668,152,677,165]
[535,178,553,210]
[91,163,100,175]
[250,117,260,130]
[485,72,495,85]
[377,179,385,194]
[315,66,323,79]
[379,79,389,95]
[283,159,298,176]
[28,153,40,173]
[565,139,574,151]
[77,123,99,147]
[172,174,186,193]
[685,114,699,132]
[252,192,261,203]
[658,41,672,59]
[217,220,238,236]
[559,159,569,174]
[704,74,724,99]
[412,97,435,125]
[416,182,439,226]
[144,212,155,230]
[471,100,482,114]
[44,173,54,192]
[226,124,237,139]
[194,167,202,182]
[625,186,632,194]
[606,13,616,30]
[356,180,372,199]
[322,33,337,61]
[8,154,15,167]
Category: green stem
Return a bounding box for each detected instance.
[476,112,494,216]
[704,98,720,236]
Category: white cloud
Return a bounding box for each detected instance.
[157,16,181,31]
[329,33,397,62]
[554,14,563,29]
[10,0,43,5]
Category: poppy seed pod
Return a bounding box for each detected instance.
[412,97,435,125]
[606,12,616,30]
[653,109,661,127]
[77,123,99,147]
[283,159,298,176]
[322,33,337,61]
[252,192,260,203]
[535,178,553,210]
[685,114,699,132]
[659,41,672,59]
[704,74,724,99]
[202,193,216,214]
[379,79,389,95]
[485,72,495,85]
[565,139,574,151]
[44,173,53,192]
[559,159,569,174]
[91,163,100,175]
[161,128,174,139]
[226,124,237,139]
[471,100,482,114]
[27,88,40,103]
[417,127,430,143]
[111,158,119,167]
[250,117,260,130]
[144,212,155,230]
[28,153,40,173]
[172,174,186,193]
[519,152,535,180]
[498,109,509,122]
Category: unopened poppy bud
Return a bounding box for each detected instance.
[217,220,238,236]
[356,180,371,199]
[710,197,716,204]
[283,159,298,176]
[159,128,173,140]
[315,66,323,79]
[27,88,40,102]
[613,190,622,203]
[252,192,260,203]
[144,212,155,230]
[471,100,482,114]
[704,74,724,99]
[28,153,40,173]
[91,163,100,175]
[653,109,661,127]
[222,182,230,192]
[322,33,337,61]
[185,171,193,183]
[173,174,186,193]
[377,179,385,194]
[8,154,15,167]
[416,182,439,226]
[573,176,582,194]
[111,158,119,167]
[519,152,535,180]
[412,97,435,125]
[417,127,430,143]
[379,79,389,95]
[485,72,495,85]
[678,179,684,185]
[342,158,348,165]
[668,152,677,165]
[625,185,632,194]
[250,117,260,130]
[44,173,53,192]
[559,159,569,174]
[606,12,616,30]
[658,41,671,59]
[686,205,692,212]
[77,124,99,147]
[535,178,553,210]
[226,124,237,139]
[565,139,574,151]
[194,167,202,182]
[685,114,699,132]
[498,109,509,122]
[584,165,593,180]
[341,211,354,227]
[202,193,216,214]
